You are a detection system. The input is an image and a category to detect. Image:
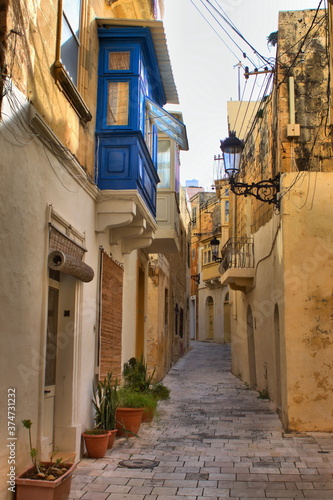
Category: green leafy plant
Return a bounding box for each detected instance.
[258,389,270,400]
[267,30,278,48]
[83,428,109,435]
[117,387,156,409]
[150,382,170,401]
[21,420,70,481]
[122,356,155,393]
[22,419,39,471]
[92,372,119,431]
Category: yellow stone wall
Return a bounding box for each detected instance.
[229,9,333,431]
[3,0,158,177]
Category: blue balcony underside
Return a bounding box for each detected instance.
[96,132,160,217]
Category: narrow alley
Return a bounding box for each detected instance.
[69,342,333,500]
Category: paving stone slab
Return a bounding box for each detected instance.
[69,342,333,500]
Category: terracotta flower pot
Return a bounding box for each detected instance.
[82,431,109,458]
[15,461,76,500]
[116,407,144,437]
[107,429,117,449]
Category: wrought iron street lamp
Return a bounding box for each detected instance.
[220,132,280,207]
[210,237,223,263]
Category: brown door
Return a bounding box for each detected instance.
[136,266,145,359]
[42,285,59,454]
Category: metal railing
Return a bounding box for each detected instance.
[220,237,254,272]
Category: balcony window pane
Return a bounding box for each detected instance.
[225,200,230,223]
[158,140,171,188]
[61,0,81,85]
[107,81,129,125]
[109,52,130,70]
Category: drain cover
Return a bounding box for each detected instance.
[118,459,159,469]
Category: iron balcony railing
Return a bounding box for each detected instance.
[221,237,254,271]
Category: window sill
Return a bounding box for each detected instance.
[54,62,92,123]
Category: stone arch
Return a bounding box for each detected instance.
[223,291,231,343]
[206,296,214,340]
[247,305,257,388]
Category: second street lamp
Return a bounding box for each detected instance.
[210,237,223,263]
[220,131,280,207]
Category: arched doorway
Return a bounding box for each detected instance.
[223,292,231,343]
[247,305,257,388]
[206,296,214,340]
[274,304,282,409]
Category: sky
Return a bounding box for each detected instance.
[162,0,324,190]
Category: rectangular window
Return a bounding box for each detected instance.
[107,81,129,125]
[225,200,230,223]
[157,140,171,188]
[164,288,169,328]
[54,0,91,122]
[202,244,212,265]
[109,52,131,71]
[61,0,81,85]
[179,308,184,339]
[192,207,197,225]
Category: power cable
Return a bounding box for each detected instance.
[204,0,273,67]
[188,0,241,61]
[197,0,257,67]
[277,0,325,88]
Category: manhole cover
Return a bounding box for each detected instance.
[118,459,160,469]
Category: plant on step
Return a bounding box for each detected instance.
[21,420,71,481]
[92,372,119,431]
[258,388,270,400]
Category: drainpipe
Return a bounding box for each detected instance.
[287,76,300,138]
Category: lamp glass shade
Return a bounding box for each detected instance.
[220,134,244,177]
[210,237,220,259]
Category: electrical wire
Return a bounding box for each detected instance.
[197,0,258,67]
[276,0,325,88]
[205,0,273,67]
[188,0,241,61]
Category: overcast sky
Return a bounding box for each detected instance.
[163,0,324,190]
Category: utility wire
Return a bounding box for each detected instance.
[188,0,241,61]
[204,0,273,67]
[197,0,257,67]
[277,0,324,87]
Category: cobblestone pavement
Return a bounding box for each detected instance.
[69,341,333,500]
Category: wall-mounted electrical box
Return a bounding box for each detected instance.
[287,123,301,138]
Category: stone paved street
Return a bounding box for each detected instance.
[69,341,333,499]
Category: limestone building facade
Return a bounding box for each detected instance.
[218,8,333,431]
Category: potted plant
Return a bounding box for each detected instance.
[81,428,110,458]
[122,356,155,392]
[92,372,119,448]
[116,387,155,436]
[120,357,171,424]
[15,420,76,500]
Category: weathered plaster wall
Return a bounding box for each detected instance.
[282,172,333,431]
[230,212,285,402]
